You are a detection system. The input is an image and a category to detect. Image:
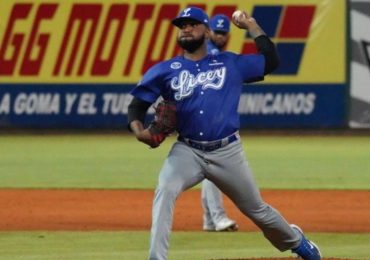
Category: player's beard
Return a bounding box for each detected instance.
[177,35,205,53]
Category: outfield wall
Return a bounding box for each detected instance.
[0,0,348,128]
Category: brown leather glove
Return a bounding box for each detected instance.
[147,100,177,148]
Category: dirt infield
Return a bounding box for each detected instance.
[0,189,369,232]
[1,189,368,260]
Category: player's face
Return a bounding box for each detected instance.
[177,19,209,53]
[210,30,229,50]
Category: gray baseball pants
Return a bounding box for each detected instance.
[201,179,229,228]
[148,139,300,260]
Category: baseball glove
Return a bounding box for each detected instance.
[148,100,177,148]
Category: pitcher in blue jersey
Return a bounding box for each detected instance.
[128,7,321,260]
[202,13,238,232]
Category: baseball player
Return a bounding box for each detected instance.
[128,7,321,260]
[207,14,230,55]
[202,13,238,232]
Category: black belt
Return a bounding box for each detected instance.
[178,133,239,152]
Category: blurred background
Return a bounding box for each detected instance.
[0,0,369,130]
[1,2,370,259]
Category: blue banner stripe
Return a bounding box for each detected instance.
[273,43,305,74]
[250,6,282,37]
[0,84,346,128]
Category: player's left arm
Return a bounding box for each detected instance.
[232,10,279,74]
[127,97,159,147]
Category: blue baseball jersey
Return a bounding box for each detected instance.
[131,52,265,141]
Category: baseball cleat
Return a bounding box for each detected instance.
[215,218,239,232]
[203,223,216,232]
[291,224,321,260]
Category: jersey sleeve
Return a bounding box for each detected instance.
[130,64,162,104]
[235,53,265,83]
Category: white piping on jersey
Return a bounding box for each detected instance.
[171,67,226,101]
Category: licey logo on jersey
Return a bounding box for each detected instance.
[242,5,316,75]
[170,67,226,100]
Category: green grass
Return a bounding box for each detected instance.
[0,135,164,189]
[0,134,369,260]
[0,134,369,189]
[0,231,369,260]
[245,136,370,189]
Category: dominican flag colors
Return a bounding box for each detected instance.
[242,5,316,75]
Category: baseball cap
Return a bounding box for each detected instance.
[210,14,230,33]
[172,7,209,27]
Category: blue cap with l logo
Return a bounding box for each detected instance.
[172,7,209,27]
[210,14,230,32]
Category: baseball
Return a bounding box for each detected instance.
[232,10,245,21]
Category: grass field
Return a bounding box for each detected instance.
[0,133,369,259]
[0,232,369,259]
[0,133,369,189]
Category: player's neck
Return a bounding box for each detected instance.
[183,45,207,61]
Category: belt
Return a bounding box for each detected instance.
[178,133,239,152]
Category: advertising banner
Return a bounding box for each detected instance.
[349,0,370,128]
[0,0,347,128]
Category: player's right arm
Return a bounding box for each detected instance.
[255,35,279,75]
[232,11,279,82]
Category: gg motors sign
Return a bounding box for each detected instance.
[0,0,347,128]
[0,2,239,83]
